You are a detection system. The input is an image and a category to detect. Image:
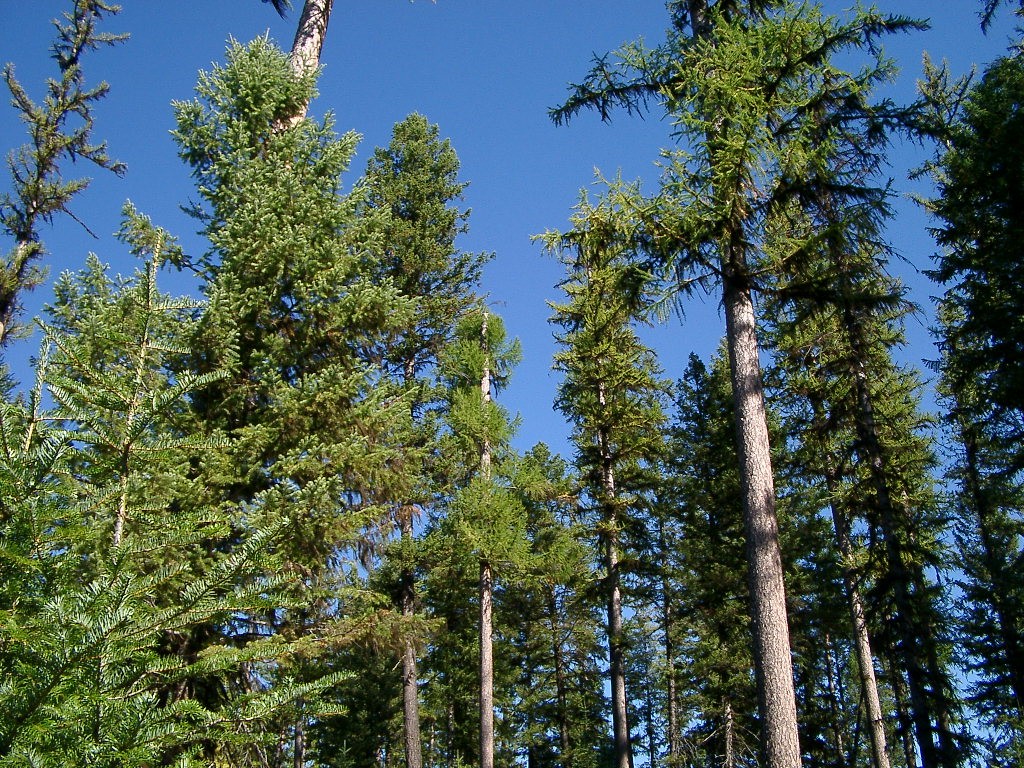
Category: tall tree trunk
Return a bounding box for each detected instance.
[660,522,679,765]
[548,587,573,765]
[724,699,736,768]
[818,446,890,768]
[478,310,495,768]
[279,0,334,127]
[599,383,634,768]
[887,658,919,768]
[479,558,495,768]
[844,304,952,768]
[400,509,424,768]
[722,260,801,768]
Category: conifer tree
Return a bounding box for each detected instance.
[546,197,667,768]
[552,4,926,763]
[357,111,488,768]
[501,443,608,768]
[1,0,125,346]
[764,204,962,768]
[171,38,416,760]
[664,352,760,768]
[928,50,1024,761]
[0,211,335,766]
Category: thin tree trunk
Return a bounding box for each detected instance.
[822,633,849,767]
[722,262,801,768]
[844,304,949,768]
[400,509,424,768]
[645,681,657,767]
[548,587,573,765]
[887,658,919,768]
[661,523,679,766]
[293,717,306,768]
[599,383,634,768]
[478,310,495,768]
[723,699,735,768]
[818,447,890,768]
[479,558,495,768]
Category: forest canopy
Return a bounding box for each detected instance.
[1,1,1023,767]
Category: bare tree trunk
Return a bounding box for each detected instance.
[548,587,573,765]
[844,305,951,768]
[279,0,334,127]
[400,509,424,768]
[817,452,890,768]
[599,384,634,768]
[661,532,679,766]
[478,310,495,768]
[479,558,495,768]
[722,262,801,768]
[724,699,735,768]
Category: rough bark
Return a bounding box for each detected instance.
[722,260,801,768]
[282,0,334,125]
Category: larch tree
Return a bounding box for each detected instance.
[551,4,926,763]
[663,351,761,768]
[429,307,526,768]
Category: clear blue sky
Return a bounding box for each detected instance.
[1,0,1019,457]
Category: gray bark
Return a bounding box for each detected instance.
[282,0,334,126]
[722,260,801,768]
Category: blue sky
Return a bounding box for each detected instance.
[1,0,1019,457]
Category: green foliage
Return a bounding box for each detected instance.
[0,0,126,346]
[0,213,338,765]
[930,52,1024,465]
[929,52,1024,760]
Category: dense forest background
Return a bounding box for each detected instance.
[1,1,1023,767]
